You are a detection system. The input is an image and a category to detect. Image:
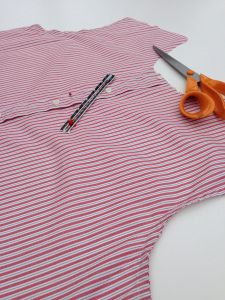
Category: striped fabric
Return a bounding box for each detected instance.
[0,17,225,300]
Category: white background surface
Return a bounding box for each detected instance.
[0,1,225,299]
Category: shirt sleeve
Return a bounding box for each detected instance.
[58,17,188,66]
[56,17,187,82]
[0,18,187,124]
[153,24,188,51]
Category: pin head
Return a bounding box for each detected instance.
[68,119,74,126]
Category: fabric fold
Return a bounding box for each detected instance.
[0,17,187,123]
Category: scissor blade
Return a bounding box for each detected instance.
[153,45,200,82]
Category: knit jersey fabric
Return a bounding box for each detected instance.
[0,18,225,300]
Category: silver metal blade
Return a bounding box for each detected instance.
[153,45,200,82]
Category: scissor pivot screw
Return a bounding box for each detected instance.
[187,70,194,76]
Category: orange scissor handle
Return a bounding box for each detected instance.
[200,74,225,119]
[179,75,215,119]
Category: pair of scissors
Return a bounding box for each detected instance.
[153,45,225,120]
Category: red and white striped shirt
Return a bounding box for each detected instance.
[0,17,225,300]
